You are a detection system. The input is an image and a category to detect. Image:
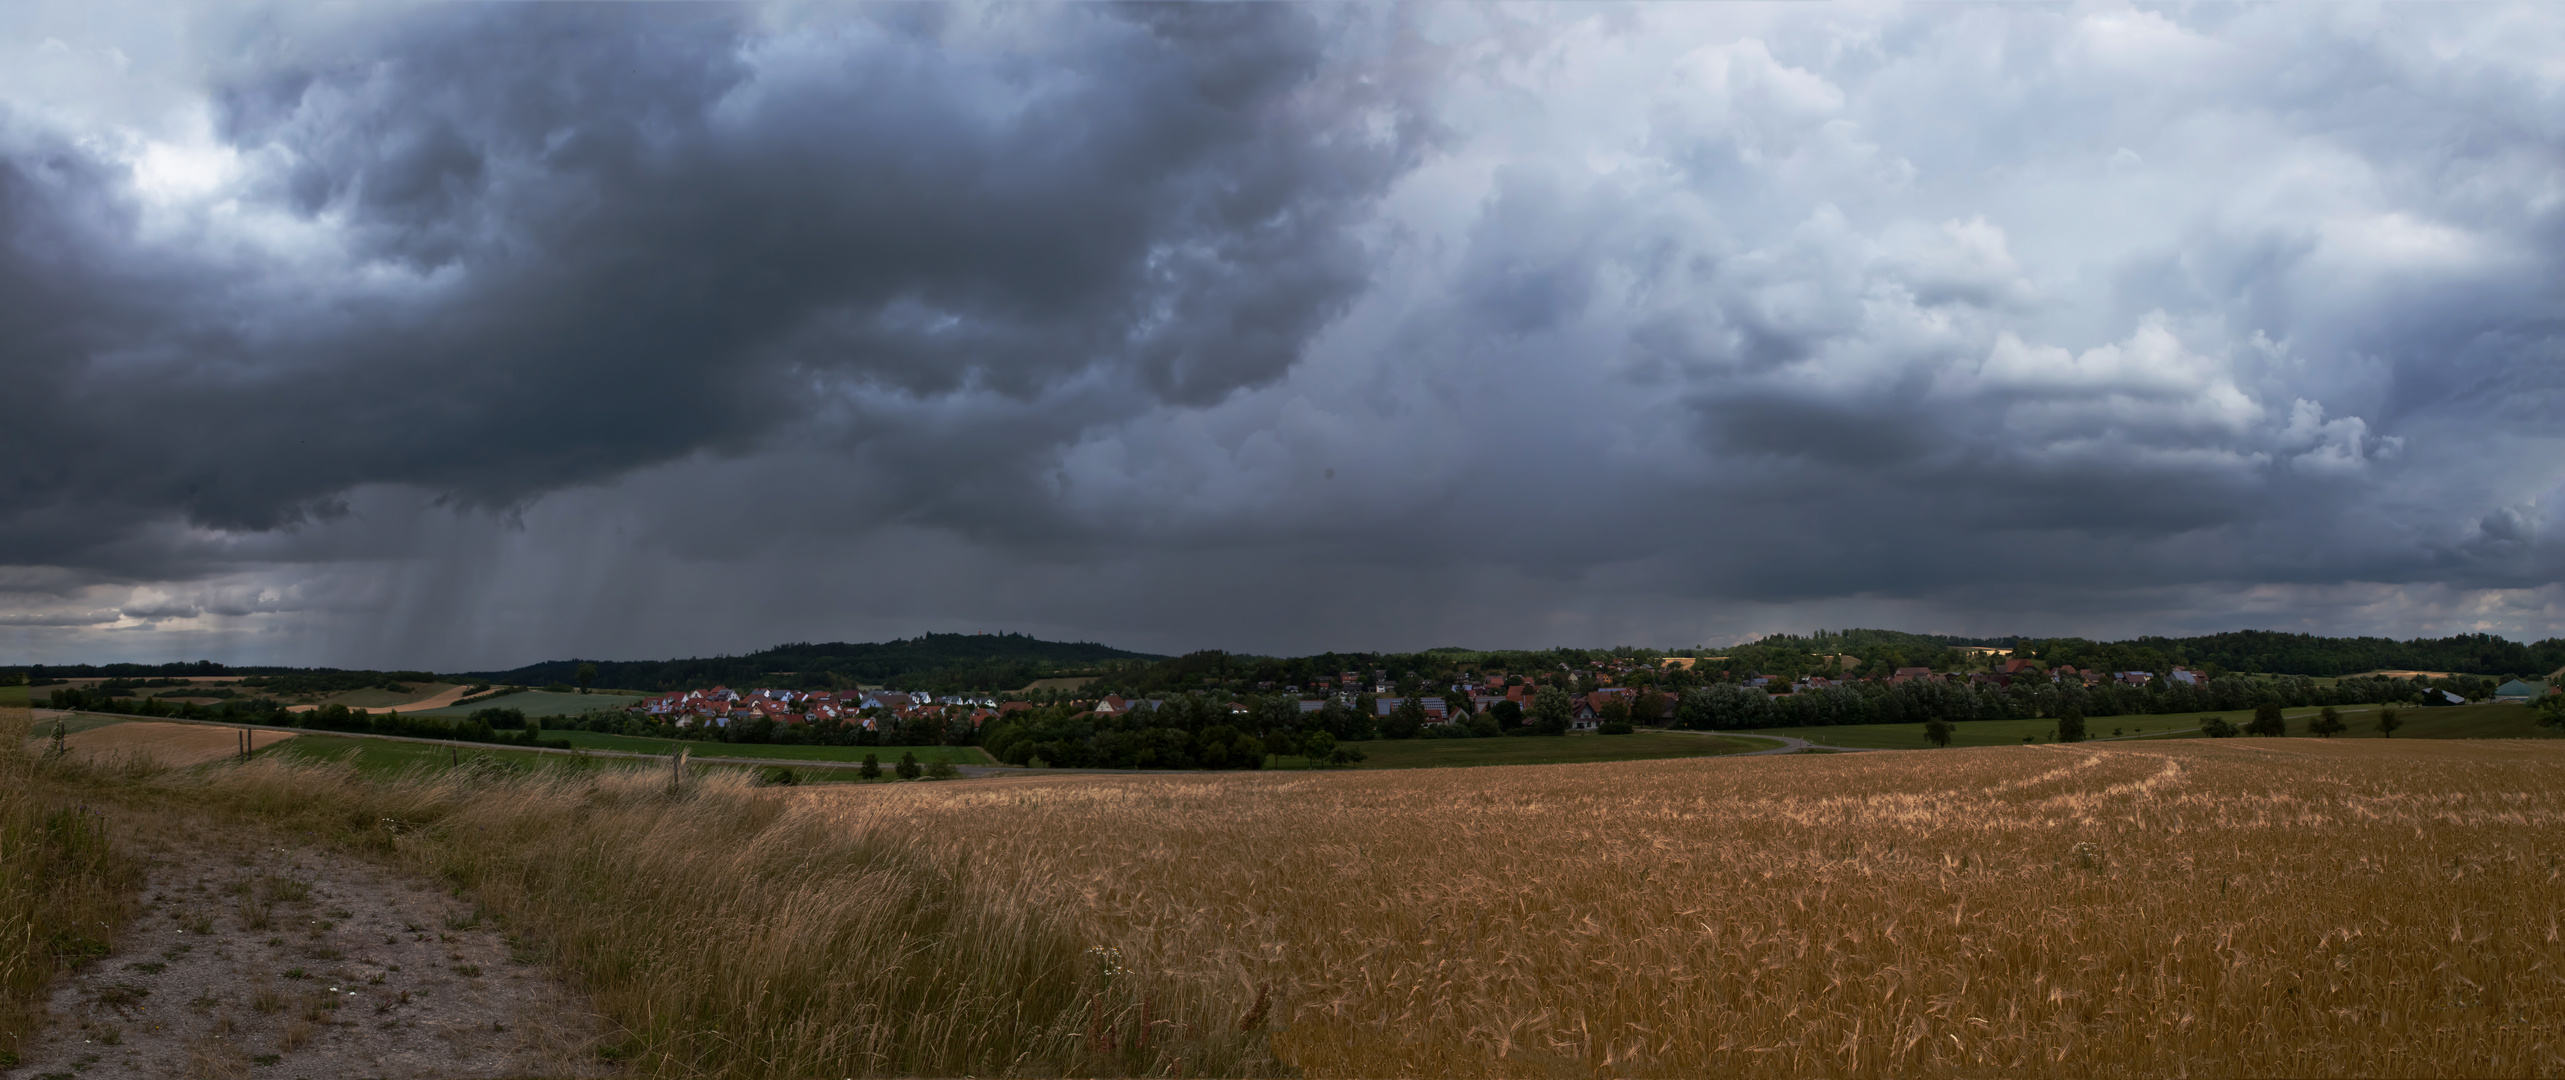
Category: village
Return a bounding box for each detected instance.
[621,654,2249,735]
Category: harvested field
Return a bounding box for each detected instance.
[38,722,298,768]
[1019,676,1100,692]
[285,683,477,714]
[820,739,2565,1077]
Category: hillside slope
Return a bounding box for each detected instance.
[466,632,1159,693]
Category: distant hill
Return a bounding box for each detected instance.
[1731,628,2565,680]
[2119,630,2565,679]
[463,633,1161,694]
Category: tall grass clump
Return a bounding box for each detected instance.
[0,706,146,1068]
[164,757,1273,1077]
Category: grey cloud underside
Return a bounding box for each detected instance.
[4,2,2564,660]
[3,4,1411,568]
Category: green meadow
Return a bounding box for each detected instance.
[406,689,649,717]
[2119,701,2557,741]
[263,733,621,776]
[261,734,913,783]
[537,727,995,766]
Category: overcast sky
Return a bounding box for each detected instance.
[4,2,2561,669]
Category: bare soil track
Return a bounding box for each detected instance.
[6,824,620,1080]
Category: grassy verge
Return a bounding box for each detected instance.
[26,747,1270,1077]
[1271,731,1777,770]
[0,707,147,1070]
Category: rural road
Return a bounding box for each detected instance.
[1727,733,1862,754]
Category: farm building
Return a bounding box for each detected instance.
[2494,679,2549,704]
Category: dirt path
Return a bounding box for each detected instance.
[6,826,622,1080]
[38,722,299,768]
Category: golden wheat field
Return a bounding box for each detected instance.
[820,740,2565,1078]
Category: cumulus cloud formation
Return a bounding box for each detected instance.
[3,2,2561,667]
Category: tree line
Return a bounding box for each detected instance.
[979,683,1632,770]
[1670,672,2494,730]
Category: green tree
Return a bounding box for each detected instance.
[895,751,922,780]
[1254,694,1301,736]
[1490,699,1524,731]
[2309,706,2346,737]
[1529,686,1573,736]
[1629,689,1666,728]
[1597,695,1632,731]
[2535,694,2565,729]
[2375,708,2402,738]
[1924,718,1953,748]
[1300,731,1339,763]
[2201,716,2239,738]
[1384,695,1426,740]
[859,752,881,779]
[2248,703,2287,737]
[2057,707,2086,743]
[576,662,599,693]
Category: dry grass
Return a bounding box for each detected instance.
[26,716,2565,1077]
[822,741,2565,1077]
[0,704,147,1069]
[41,752,1270,1078]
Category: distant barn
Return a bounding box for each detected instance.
[2494,679,2548,704]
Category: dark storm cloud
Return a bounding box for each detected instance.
[1330,5,2556,624]
[1,3,1415,578]
[6,2,2565,665]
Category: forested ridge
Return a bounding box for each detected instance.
[10,627,2559,696]
[463,632,1161,693]
[1073,628,2565,699]
[2120,630,2563,678]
